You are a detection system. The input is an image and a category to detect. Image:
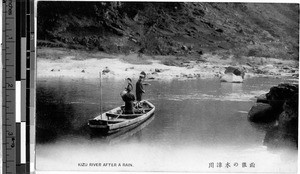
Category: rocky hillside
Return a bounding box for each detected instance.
[37,2,299,59]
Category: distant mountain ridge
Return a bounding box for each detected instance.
[37,2,299,60]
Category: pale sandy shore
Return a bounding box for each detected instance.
[37,48,298,81]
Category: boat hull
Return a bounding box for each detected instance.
[89,100,155,135]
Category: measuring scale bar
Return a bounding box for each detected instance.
[3,0,35,173]
[16,81,26,164]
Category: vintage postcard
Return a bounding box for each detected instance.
[35,1,298,173]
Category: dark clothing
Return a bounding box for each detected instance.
[126,83,133,91]
[136,94,142,102]
[122,92,135,114]
[136,80,144,101]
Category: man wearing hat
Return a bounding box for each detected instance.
[126,78,133,91]
[120,78,133,98]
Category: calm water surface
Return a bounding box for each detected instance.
[36,77,297,172]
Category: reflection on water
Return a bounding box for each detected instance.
[36,77,297,172]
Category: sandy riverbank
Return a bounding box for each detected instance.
[37,48,299,81]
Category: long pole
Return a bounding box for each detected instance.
[99,71,103,119]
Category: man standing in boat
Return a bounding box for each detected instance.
[136,71,150,107]
[122,85,135,114]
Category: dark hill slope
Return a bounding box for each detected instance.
[37,2,299,59]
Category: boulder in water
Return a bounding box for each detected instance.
[220,73,243,83]
[266,83,298,112]
[278,94,298,139]
[220,66,245,83]
[249,83,298,148]
[248,103,278,123]
[263,95,298,149]
[224,66,245,78]
[256,94,269,104]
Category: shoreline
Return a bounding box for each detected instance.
[37,47,299,82]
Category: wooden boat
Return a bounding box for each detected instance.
[90,115,155,144]
[88,100,155,135]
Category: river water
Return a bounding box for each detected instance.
[35,77,297,173]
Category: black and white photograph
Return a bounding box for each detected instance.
[35,1,298,173]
